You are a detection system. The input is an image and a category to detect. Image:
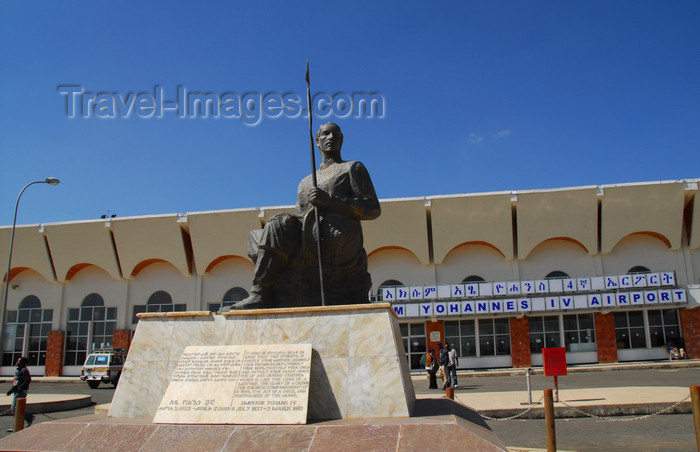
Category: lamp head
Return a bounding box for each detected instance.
[45,177,60,186]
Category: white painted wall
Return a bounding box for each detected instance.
[127,262,196,326]
[601,234,682,281]
[368,248,433,294]
[436,243,513,284]
[519,239,597,280]
[617,347,668,362]
[201,257,254,308]
[63,266,127,328]
[5,269,62,330]
[459,355,513,369]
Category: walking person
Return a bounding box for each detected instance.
[6,357,35,432]
[438,342,451,389]
[447,343,459,388]
[426,348,438,389]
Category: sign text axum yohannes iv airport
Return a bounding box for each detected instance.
[383,271,688,317]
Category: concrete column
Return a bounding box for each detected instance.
[426,320,444,356]
[45,330,65,376]
[113,329,132,351]
[680,307,700,359]
[594,312,618,363]
[509,316,531,368]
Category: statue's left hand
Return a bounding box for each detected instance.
[309,187,332,209]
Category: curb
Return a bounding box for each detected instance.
[0,377,83,384]
[0,395,93,415]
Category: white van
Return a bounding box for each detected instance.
[80,348,127,389]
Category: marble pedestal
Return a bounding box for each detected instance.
[109,303,416,421]
[0,399,508,451]
[0,303,508,451]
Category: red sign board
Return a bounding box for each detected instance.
[542,347,567,376]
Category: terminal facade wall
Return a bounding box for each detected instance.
[1,179,699,375]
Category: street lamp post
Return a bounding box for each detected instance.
[1,178,60,367]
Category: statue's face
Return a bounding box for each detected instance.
[316,124,343,154]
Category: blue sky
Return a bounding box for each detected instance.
[1,1,698,226]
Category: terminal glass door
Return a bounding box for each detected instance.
[529,315,561,353]
[478,318,511,356]
[400,322,427,371]
[444,320,476,361]
[648,309,681,348]
[563,313,596,352]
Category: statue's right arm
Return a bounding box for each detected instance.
[336,161,381,220]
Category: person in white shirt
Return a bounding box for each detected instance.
[447,343,459,388]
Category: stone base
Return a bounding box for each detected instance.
[110,303,415,421]
[0,399,508,451]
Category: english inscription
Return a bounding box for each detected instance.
[153,344,312,424]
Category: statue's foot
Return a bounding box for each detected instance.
[217,304,234,314]
[230,292,274,310]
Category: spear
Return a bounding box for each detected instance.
[306,60,326,306]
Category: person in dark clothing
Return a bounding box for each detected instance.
[427,348,439,389]
[438,342,451,389]
[6,357,35,432]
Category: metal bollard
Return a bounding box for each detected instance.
[526,367,532,405]
[13,397,26,433]
[544,388,556,452]
[691,385,700,451]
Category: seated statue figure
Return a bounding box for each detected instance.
[229,122,381,309]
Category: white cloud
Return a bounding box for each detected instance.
[469,133,484,144]
[493,129,512,139]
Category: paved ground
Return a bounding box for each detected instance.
[411,360,700,450]
[412,360,700,418]
[2,360,699,450]
[489,414,697,452]
[0,381,115,440]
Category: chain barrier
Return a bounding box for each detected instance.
[480,395,545,421]
[558,393,692,422]
[481,392,692,423]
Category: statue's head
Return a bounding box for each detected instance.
[316,122,343,154]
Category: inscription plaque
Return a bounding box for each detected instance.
[153,344,312,424]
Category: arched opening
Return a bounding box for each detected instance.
[628,266,651,274]
[82,293,105,307]
[377,279,404,301]
[132,290,187,324]
[148,290,172,306]
[209,287,250,312]
[18,295,41,310]
[546,271,570,279]
[224,287,249,302]
[64,293,117,366]
[3,295,53,366]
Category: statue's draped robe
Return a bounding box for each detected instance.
[251,160,380,306]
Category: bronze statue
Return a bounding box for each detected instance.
[228,122,381,309]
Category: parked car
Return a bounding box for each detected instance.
[80,348,127,389]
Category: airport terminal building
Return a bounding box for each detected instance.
[2,179,700,376]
